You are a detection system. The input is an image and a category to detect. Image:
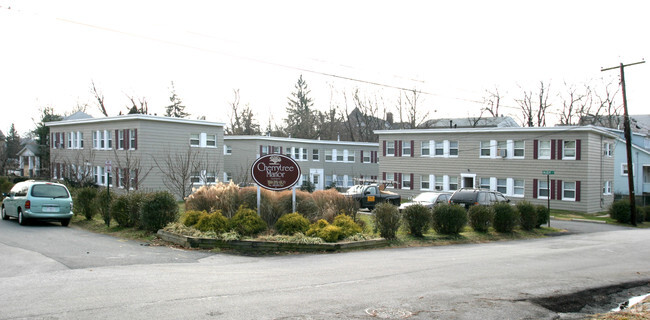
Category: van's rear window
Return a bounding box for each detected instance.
[31,185,70,198]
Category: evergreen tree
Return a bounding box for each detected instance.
[165,82,189,118]
[32,107,63,177]
[284,75,318,139]
[5,124,21,164]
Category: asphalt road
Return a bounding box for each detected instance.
[0,218,648,320]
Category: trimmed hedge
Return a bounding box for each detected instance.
[75,187,98,220]
[432,204,467,235]
[535,205,550,228]
[275,212,310,235]
[333,214,362,238]
[373,202,401,240]
[194,211,229,233]
[402,204,431,237]
[516,201,537,231]
[493,203,518,233]
[140,191,179,232]
[182,210,206,227]
[468,205,493,232]
[228,206,267,236]
[609,200,644,224]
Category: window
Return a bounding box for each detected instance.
[421,141,430,156]
[449,141,459,156]
[603,181,612,195]
[538,140,551,159]
[563,181,576,201]
[421,175,430,190]
[325,175,333,187]
[480,178,490,190]
[106,130,112,149]
[272,146,280,154]
[513,140,524,158]
[603,142,612,157]
[346,176,354,187]
[385,173,395,188]
[480,141,491,157]
[312,149,320,161]
[293,147,300,159]
[260,145,269,156]
[449,176,458,191]
[621,164,633,176]
[538,180,549,199]
[497,141,507,158]
[206,134,217,147]
[434,141,444,156]
[205,172,216,184]
[336,175,344,187]
[190,134,200,147]
[68,132,73,148]
[336,150,344,162]
[363,152,371,163]
[402,174,411,189]
[129,169,137,189]
[513,179,524,196]
[325,150,333,161]
[190,171,201,184]
[118,130,125,149]
[224,145,232,155]
[563,140,576,159]
[497,178,507,194]
[302,148,308,161]
[99,131,105,149]
[77,131,83,149]
[434,176,443,191]
[347,151,355,162]
[224,172,232,182]
[129,129,136,149]
[402,141,411,156]
[387,141,395,156]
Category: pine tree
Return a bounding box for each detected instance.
[5,123,21,162]
[165,82,189,118]
[32,107,63,177]
[284,75,318,139]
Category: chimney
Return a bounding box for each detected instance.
[386,112,393,125]
[450,120,453,128]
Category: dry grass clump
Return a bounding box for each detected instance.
[185,181,240,217]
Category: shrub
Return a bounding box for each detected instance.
[275,212,310,235]
[312,189,359,222]
[432,204,467,235]
[185,182,240,217]
[333,214,362,238]
[516,201,537,231]
[182,210,205,227]
[238,187,279,226]
[228,206,267,236]
[276,190,319,222]
[402,204,431,237]
[373,202,401,239]
[306,219,342,243]
[194,211,228,233]
[468,205,493,232]
[75,187,97,220]
[535,205,550,228]
[111,195,131,227]
[643,206,650,222]
[95,188,114,227]
[609,200,644,224]
[126,192,146,228]
[140,191,179,232]
[493,202,519,233]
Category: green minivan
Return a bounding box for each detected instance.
[2,180,73,226]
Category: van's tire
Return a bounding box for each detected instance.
[61,219,70,227]
[1,207,9,220]
[18,210,28,226]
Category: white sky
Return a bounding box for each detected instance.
[1,0,648,137]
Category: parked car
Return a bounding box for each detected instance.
[399,191,451,212]
[1,180,73,226]
[449,188,510,209]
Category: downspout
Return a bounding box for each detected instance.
[600,135,604,208]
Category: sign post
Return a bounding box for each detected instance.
[251,154,301,215]
[542,170,554,227]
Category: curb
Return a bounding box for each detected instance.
[551,216,607,224]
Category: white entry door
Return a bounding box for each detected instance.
[310,168,324,190]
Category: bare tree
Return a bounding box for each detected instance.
[466,108,486,128]
[559,82,592,125]
[91,80,108,117]
[516,81,551,127]
[61,148,96,187]
[112,149,152,192]
[482,87,502,117]
[340,89,386,142]
[586,80,622,129]
[404,89,429,129]
[152,146,203,199]
[126,95,149,115]
[227,89,261,135]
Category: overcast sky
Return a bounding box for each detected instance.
[1,0,647,137]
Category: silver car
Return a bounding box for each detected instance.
[2,180,74,226]
[399,191,451,212]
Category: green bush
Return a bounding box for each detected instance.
[126,192,145,228]
[373,202,401,240]
[182,210,206,227]
[402,204,431,237]
[643,206,650,222]
[111,195,131,227]
[275,212,310,235]
[228,206,267,236]
[535,205,550,228]
[468,205,493,232]
[75,187,97,220]
[95,189,114,227]
[516,201,537,231]
[493,203,518,233]
[306,219,342,243]
[432,204,467,235]
[609,200,644,224]
[140,191,179,232]
[333,214,362,238]
[194,211,228,233]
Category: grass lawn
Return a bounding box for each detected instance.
[550,209,650,229]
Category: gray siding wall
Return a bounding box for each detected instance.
[378,130,615,213]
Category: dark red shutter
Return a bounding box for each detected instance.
[576,181,581,201]
[557,139,563,159]
[533,140,538,159]
[398,141,402,157]
[551,140,556,160]
[133,129,138,150]
[557,180,562,200]
[115,130,119,149]
[533,179,538,198]
[394,140,399,156]
[382,141,386,156]
[279,147,283,154]
[259,145,263,155]
[576,139,581,160]
[360,150,364,163]
[382,172,386,181]
[550,179,556,200]
[410,140,414,157]
[410,173,414,190]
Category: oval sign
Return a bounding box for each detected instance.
[251,154,301,191]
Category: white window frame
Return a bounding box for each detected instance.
[421,141,430,156]
[434,175,443,191]
[480,141,491,158]
[448,176,458,191]
[449,141,459,157]
[538,180,549,200]
[603,142,612,157]
[420,175,431,190]
[118,130,125,150]
[325,150,333,162]
[205,134,217,148]
[363,151,371,163]
[513,179,525,197]
[513,140,525,158]
[312,149,320,161]
[77,131,83,149]
[401,174,411,190]
[563,140,576,160]
[621,163,633,176]
[190,134,200,147]
[386,141,395,157]
[603,181,612,195]
[479,177,491,190]
[538,140,551,159]
[347,150,355,162]
[224,145,232,155]
[129,129,136,150]
[336,149,344,162]
[402,141,411,157]
[385,173,395,188]
[496,178,507,194]
[434,141,444,156]
[562,181,576,201]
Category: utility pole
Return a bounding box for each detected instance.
[601,60,645,226]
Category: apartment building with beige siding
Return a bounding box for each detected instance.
[46,115,225,199]
[375,126,617,213]
[224,136,379,190]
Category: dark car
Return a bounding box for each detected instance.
[399,191,451,212]
[448,188,509,209]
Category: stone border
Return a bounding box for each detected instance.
[157,230,389,253]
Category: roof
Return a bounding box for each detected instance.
[63,111,93,121]
[375,125,619,138]
[17,142,40,156]
[225,135,378,147]
[422,116,519,128]
[45,114,225,127]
